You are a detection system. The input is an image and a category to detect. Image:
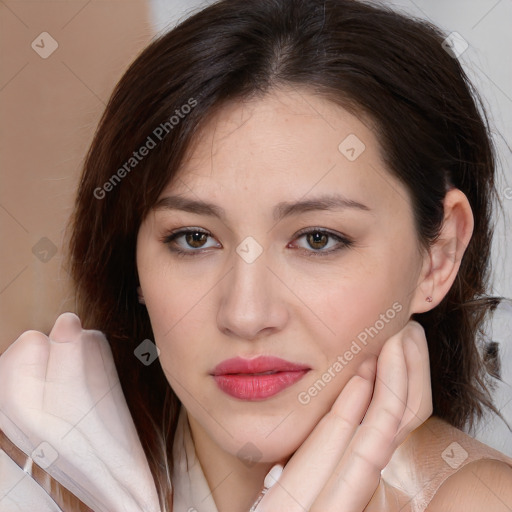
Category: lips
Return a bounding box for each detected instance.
[211,356,310,376]
[211,356,311,400]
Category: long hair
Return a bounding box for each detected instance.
[66,0,507,508]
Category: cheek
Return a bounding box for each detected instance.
[140,266,215,379]
[144,276,218,351]
[298,260,412,359]
[137,242,210,339]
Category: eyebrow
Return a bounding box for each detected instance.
[153,193,372,222]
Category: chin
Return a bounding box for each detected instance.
[217,417,309,465]
[226,434,299,465]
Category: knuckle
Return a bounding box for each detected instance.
[15,329,49,348]
[350,447,384,476]
[329,409,359,432]
[377,405,404,428]
[360,421,397,448]
[83,328,109,348]
[1,330,49,363]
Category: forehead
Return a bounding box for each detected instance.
[162,87,412,217]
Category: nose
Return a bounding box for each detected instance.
[216,248,289,341]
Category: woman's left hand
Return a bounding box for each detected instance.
[0,312,161,512]
[254,319,433,512]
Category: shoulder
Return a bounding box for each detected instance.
[426,458,512,511]
[378,415,512,512]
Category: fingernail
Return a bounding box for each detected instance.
[264,463,283,489]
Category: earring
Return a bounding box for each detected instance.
[426,296,433,303]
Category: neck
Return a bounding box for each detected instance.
[185,411,283,512]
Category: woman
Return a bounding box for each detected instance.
[0,0,511,510]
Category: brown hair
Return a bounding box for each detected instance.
[67,0,508,508]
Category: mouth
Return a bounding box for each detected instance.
[211,355,311,375]
[211,356,311,400]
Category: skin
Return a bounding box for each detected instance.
[136,86,477,511]
[426,459,512,512]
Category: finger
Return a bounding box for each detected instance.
[48,312,117,381]
[311,335,408,512]
[361,332,408,432]
[394,321,432,444]
[46,313,88,385]
[0,329,50,381]
[353,353,378,381]
[83,328,119,387]
[49,312,82,343]
[46,313,116,396]
[256,358,376,512]
[0,330,50,451]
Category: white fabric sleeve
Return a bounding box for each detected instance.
[0,449,62,512]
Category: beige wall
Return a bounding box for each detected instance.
[0,1,153,353]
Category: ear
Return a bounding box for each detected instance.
[409,188,474,315]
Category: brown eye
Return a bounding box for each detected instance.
[185,231,209,248]
[290,228,353,257]
[163,228,221,256]
[306,232,329,250]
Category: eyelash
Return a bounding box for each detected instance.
[161,227,353,258]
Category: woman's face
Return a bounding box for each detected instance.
[136,87,428,463]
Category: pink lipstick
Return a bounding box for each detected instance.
[211,356,310,400]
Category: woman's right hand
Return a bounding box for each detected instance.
[255,320,433,512]
[0,312,161,512]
